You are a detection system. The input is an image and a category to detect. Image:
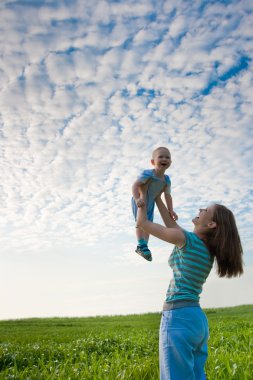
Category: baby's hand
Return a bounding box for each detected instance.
[170,210,178,221]
[136,198,145,207]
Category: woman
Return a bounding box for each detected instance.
[137,195,243,380]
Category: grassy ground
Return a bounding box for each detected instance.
[0,305,252,379]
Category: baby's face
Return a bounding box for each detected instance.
[152,148,171,170]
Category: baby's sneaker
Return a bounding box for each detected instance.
[135,245,152,262]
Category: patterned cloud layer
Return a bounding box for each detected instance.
[0,0,252,259]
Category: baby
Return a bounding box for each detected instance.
[131,147,177,261]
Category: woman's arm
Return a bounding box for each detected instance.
[156,196,180,229]
[137,203,185,247]
[164,193,178,221]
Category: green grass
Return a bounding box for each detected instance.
[0,305,252,379]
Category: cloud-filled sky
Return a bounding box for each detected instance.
[0,0,252,319]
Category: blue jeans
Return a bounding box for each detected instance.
[159,307,209,380]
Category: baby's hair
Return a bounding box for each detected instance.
[152,146,170,159]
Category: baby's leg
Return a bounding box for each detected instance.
[136,226,149,242]
[135,226,152,262]
[132,197,152,261]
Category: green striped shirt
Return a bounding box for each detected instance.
[165,230,214,303]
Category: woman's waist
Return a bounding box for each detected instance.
[163,299,200,311]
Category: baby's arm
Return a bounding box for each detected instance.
[164,193,178,221]
[132,179,146,207]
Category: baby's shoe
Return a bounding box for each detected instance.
[135,245,152,261]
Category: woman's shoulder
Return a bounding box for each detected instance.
[182,230,206,247]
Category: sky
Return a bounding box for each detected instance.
[0,0,253,320]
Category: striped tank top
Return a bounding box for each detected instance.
[165,230,214,305]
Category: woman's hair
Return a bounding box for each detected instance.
[205,204,243,278]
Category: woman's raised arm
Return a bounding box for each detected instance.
[137,203,185,247]
[156,196,181,229]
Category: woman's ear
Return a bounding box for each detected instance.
[207,221,216,229]
[151,159,155,166]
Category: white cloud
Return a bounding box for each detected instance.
[169,14,188,38]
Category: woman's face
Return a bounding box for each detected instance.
[192,205,216,228]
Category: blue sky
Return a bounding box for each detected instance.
[0,0,252,319]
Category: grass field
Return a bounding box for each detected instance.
[0,305,252,379]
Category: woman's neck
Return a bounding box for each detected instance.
[194,228,208,243]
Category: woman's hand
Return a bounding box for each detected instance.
[136,197,145,207]
[170,210,178,221]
